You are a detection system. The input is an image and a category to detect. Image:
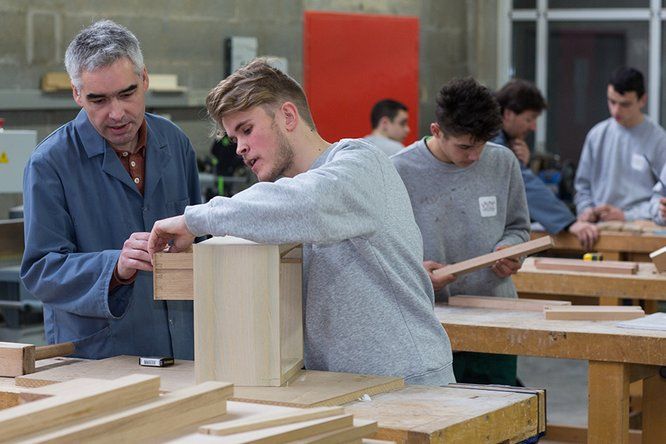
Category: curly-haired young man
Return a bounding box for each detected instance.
[391,77,530,385]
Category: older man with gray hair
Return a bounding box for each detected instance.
[21,20,200,359]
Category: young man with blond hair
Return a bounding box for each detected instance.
[148,58,455,386]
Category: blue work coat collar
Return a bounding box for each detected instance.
[74,109,172,200]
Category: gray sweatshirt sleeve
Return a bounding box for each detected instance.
[496,156,531,249]
[574,133,595,215]
[184,146,384,244]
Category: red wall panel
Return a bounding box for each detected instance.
[304,11,419,145]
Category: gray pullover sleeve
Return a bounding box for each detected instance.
[184,143,383,243]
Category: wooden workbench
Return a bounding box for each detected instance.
[531,230,666,262]
[513,257,666,311]
[436,304,666,444]
[0,355,543,443]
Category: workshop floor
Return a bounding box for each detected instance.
[518,356,588,427]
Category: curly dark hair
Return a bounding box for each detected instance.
[435,77,502,143]
[495,79,547,114]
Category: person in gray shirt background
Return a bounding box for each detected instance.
[575,67,666,223]
[148,58,455,386]
[392,77,530,386]
[363,99,410,156]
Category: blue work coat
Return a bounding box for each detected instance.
[491,131,575,234]
[21,110,200,359]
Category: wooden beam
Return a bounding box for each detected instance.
[543,306,645,321]
[649,246,666,273]
[0,342,75,377]
[434,236,553,277]
[22,381,233,443]
[199,406,344,436]
[533,258,638,275]
[0,374,161,442]
[448,295,570,312]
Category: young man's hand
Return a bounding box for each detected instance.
[510,138,531,166]
[568,220,599,250]
[117,232,154,279]
[491,245,522,278]
[594,204,625,222]
[423,261,456,291]
[147,215,196,261]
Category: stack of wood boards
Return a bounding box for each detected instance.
[0,375,379,443]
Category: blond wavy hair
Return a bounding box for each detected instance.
[206,58,316,135]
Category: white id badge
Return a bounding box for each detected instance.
[631,153,648,172]
[479,196,497,217]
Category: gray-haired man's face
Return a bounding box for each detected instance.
[73,57,148,152]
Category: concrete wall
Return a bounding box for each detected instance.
[0,0,498,215]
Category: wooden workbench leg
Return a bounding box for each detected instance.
[599,297,621,306]
[604,252,622,261]
[588,361,629,444]
[642,300,659,314]
[642,370,666,444]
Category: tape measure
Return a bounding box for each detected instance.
[583,252,603,261]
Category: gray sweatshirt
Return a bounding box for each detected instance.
[574,117,666,221]
[185,138,455,386]
[392,138,530,301]
[363,134,404,157]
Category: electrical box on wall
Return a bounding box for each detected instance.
[0,130,37,193]
[224,36,258,77]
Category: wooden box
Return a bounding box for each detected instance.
[193,237,303,387]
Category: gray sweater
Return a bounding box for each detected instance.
[392,138,530,301]
[185,138,455,385]
[574,117,666,221]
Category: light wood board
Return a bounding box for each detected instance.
[543,305,645,321]
[434,236,553,277]
[448,295,570,311]
[153,252,194,300]
[344,384,541,443]
[533,257,638,275]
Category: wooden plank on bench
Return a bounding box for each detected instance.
[544,305,645,321]
[533,258,638,275]
[449,295,570,312]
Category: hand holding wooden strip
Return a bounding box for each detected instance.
[433,236,554,277]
